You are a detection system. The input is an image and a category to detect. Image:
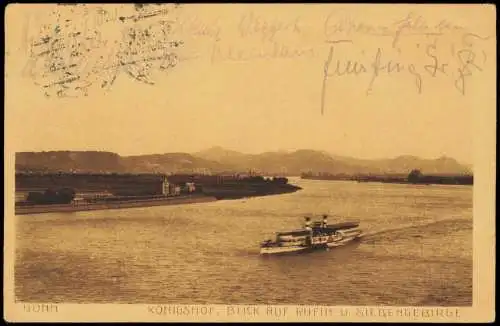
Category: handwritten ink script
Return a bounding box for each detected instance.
[22,4,184,98]
[321,12,491,114]
[17,6,492,103]
[210,11,312,64]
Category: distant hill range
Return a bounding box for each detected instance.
[15,147,472,176]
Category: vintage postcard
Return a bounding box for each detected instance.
[4,3,495,323]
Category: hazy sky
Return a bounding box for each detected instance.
[5,4,496,164]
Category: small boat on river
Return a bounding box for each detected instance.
[260,215,363,255]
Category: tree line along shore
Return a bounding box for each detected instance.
[301,169,473,185]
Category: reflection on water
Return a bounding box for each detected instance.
[15,179,472,305]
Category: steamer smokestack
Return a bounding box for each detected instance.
[304,216,311,231]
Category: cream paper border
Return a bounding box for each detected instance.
[3,3,496,322]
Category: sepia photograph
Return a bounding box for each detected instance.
[4,3,495,323]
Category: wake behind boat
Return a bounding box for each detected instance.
[260,215,363,255]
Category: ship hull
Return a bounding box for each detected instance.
[260,245,310,255]
[260,230,363,255]
[326,233,363,248]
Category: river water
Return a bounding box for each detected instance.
[15,178,472,306]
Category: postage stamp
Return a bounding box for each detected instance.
[4,3,495,322]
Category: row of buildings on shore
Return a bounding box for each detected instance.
[14,172,285,204]
[15,173,196,203]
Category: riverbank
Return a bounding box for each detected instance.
[15,173,303,215]
[202,183,302,199]
[15,194,217,215]
[301,175,473,186]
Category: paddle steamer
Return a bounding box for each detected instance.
[260,215,363,255]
